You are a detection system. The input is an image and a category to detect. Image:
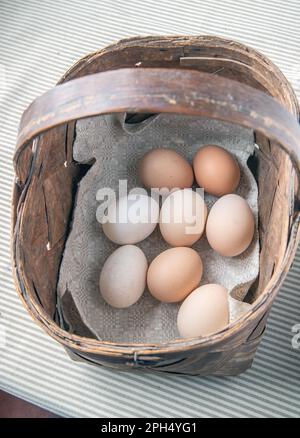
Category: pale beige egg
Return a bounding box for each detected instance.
[206,194,255,257]
[193,145,240,196]
[139,148,194,190]
[177,284,229,338]
[99,245,148,308]
[159,189,207,246]
[147,247,203,303]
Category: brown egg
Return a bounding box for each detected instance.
[193,145,240,196]
[147,247,203,303]
[159,189,207,247]
[177,284,229,338]
[139,148,194,190]
[206,194,255,257]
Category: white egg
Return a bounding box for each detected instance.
[99,245,148,308]
[102,194,159,244]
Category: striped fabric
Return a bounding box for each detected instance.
[0,0,300,418]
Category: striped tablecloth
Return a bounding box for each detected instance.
[0,0,299,418]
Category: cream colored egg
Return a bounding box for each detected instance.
[206,194,255,257]
[147,247,203,302]
[193,145,240,196]
[139,148,194,190]
[159,189,207,246]
[177,284,229,338]
[102,194,159,245]
[99,245,148,308]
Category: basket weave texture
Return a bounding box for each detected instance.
[12,36,300,375]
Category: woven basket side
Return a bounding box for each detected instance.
[12,37,300,371]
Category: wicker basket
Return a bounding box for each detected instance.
[12,36,300,375]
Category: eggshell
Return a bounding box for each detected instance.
[177,284,229,338]
[193,145,240,196]
[147,247,203,302]
[139,148,194,190]
[99,245,148,308]
[206,194,255,257]
[159,189,207,246]
[102,194,159,245]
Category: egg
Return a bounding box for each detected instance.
[139,148,194,190]
[206,194,255,257]
[177,284,229,338]
[99,245,148,308]
[102,194,159,245]
[193,145,240,196]
[147,247,203,302]
[159,188,207,246]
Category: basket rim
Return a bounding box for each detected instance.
[12,34,300,356]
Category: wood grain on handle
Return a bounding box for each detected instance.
[15,68,300,207]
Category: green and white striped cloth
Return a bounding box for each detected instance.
[0,0,299,418]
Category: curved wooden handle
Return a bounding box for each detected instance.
[15,68,300,210]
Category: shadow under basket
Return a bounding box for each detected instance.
[12,36,300,376]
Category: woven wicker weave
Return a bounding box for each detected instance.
[12,36,300,375]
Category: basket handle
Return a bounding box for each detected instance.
[15,67,300,213]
